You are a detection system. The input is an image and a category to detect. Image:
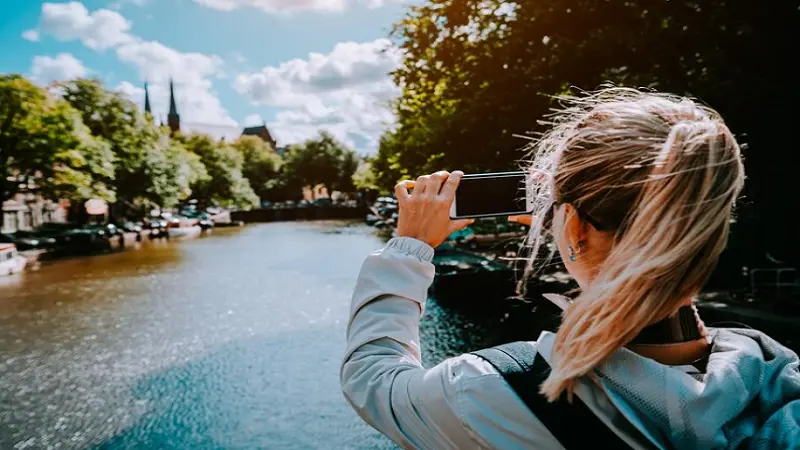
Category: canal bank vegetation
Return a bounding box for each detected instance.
[1,75,365,222]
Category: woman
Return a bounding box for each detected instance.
[340,88,800,449]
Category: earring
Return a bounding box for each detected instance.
[568,245,578,262]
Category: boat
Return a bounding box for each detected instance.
[206,207,233,225]
[366,197,399,229]
[430,246,519,306]
[430,241,577,308]
[453,217,527,251]
[1,243,27,276]
[365,213,380,226]
[166,216,202,239]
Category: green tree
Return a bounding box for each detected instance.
[59,78,204,213]
[380,0,798,178]
[181,133,258,209]
[352,160,380,192]
[0,74,115,203]
[231,135,283,202]
[143,135,207,209]
[381,0,799,262]
[282,132,360,197]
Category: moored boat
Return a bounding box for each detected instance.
[166,216,202,238]
[0,243,27,276]
[430,246,518,305]
[430,243,576,310]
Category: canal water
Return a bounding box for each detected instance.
[0,222,525,450]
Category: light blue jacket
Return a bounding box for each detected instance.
[341,237,800,449]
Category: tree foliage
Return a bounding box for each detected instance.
[0,75,115,203]
[59,78,204,212]
[282,132,360,196]
[352,160,380,192]
[180,134,258,209]
[231,135,283,202]
[1,75,372,217]
[379,0,798,260]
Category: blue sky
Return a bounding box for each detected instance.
[0,0,409,153]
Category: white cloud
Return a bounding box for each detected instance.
[22,30,40,42]
[31,53,89,84]
[243,114,264,126]
[109,0,148,9]
[234,39,401,106]
[235,38,401,153]
[193,0,404,14]
[115,40,234,126]
[231,51,248,64]
[33,2,236,128]
[117,81,240,140]
[37,2,133,50]
[270,92,395,152]
[115,40,224,85]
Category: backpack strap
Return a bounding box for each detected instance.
[471,341,633,449]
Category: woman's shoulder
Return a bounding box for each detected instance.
[441,334,555,402]
[440,339,563,448]
[444,336,548,385]
[709,327,799,361]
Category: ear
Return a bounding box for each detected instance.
[562,203,588,249]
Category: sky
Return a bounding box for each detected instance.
[0,0,410,154]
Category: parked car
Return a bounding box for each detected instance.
[4,230,58,250]
[144,217,169,237]
[30,223,85,248]
[117,220,143,233]
[181,211,214,230]
[83,223,120,238]
[37,222,109,249]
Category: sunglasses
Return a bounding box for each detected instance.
[540,200,608,231]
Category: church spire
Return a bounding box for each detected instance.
[144,81,152,116]
[167,78,180,135]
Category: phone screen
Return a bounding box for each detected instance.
[454,173,529,218]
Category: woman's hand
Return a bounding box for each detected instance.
[395,170,474,248]
[508,215,533,226]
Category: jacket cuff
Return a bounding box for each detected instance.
[385,237,435,262]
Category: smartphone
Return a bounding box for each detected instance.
[449,171,534,219]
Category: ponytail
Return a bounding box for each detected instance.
[528,89,745,402]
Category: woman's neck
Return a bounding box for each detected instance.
[626,302,710,367]
[543,294,711,366]
[626,338,710,366]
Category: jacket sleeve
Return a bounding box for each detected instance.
[340,237,477,449]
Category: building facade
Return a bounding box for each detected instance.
[2,194,68,234]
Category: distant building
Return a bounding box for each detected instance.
[144,82,278,146]
[241,124,277,149]
[144,81,153,117]
[2,193,67,234]
[167,79,180,135]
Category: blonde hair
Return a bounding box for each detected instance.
[522,86,745,402]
